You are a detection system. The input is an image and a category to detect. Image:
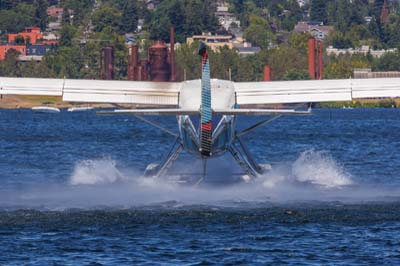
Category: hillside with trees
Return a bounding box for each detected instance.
[1,0,400,82]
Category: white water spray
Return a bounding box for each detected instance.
[2,150,399,209]
[292,150,352,188]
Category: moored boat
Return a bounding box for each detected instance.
[67,106,94,112]
[32,106,61,113]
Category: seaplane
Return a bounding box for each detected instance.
[1,43,400,183]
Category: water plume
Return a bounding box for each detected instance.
[1,150,399,209]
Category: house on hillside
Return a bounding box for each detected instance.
[187,34,234,51]
[294,21,334,40]
[0,45,26,60]
[8,27,43,44]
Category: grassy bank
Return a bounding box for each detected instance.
[1,95,399,109]
[0,95,66,109]
[0,95,114,109]
[316,99,399,108]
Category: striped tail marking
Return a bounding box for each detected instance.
[199,43,212,157]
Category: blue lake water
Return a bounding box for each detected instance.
[0,108,400,265]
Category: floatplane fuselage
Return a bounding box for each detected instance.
[138,44,284,180]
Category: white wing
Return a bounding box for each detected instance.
[234,78,400,105]
[0,77,64,96]
[0,77,182,106]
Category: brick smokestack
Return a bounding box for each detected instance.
[318,40,323,80]
[263,65,272,81]
[127,44,138,80]
[170,25,176,82]
[149,41,170,81]
[101,46,114,80]
[308,38,316,80]
[308,38,324,80]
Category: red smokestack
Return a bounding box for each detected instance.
[263,65,272,81]
[149,41,169,81]
[317,40,323,80]
[308,38,316,80]
[170,25,176,82]
[140,59,149,81]
[137,65,142,81]
[101,46,114,80]
[127,44,138,80]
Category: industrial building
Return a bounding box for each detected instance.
[101,26,176,82]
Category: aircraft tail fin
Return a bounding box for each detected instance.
[198,43,212,157]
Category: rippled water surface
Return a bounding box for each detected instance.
[1,108,400,265]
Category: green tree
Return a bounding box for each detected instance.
[62,7,71,25]
[121,0,139,33]
[283,69,310,80]
[19,60,55,78]
[209,46,239,80]
[92,5,123,33]
[63,0,95,26]
[244,15,275,49]
[288,32,312,54]
[327,0,350,32]
[45,46,84,78]
[60,25,77,46]
[324,55,370,79]
[0,0,15,10]
[175,42,201,80]
[149,0,218,42]
[265,45,307,80]
[310,0,329,24]
[34,0,48,30]
[0,3,36,33]
[373,51,400,71]
[328,31,353,48]
[236,55,262,81]
[0,49,22,77]
[374,0,385,23]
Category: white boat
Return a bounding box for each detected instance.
[67,106,94,112]
[32,106,61,113]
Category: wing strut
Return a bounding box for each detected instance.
[237,115,282,137]
[134,115,178,137]
[145,137,183,178]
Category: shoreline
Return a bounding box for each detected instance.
[1,95,400,109]
[0,95,122,109]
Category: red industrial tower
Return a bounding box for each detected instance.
[308,38,323,80]
[170,25,176,82]
[100,46,114,80]
[263,65,272,81]
[127,44,139,80]
[149,40,170,81]
[126,26,176,82]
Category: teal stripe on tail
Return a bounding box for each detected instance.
[198,43,212,157]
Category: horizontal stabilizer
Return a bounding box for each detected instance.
[213,108,311,116]
[98,109,199,116]
[99,108,310,116]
